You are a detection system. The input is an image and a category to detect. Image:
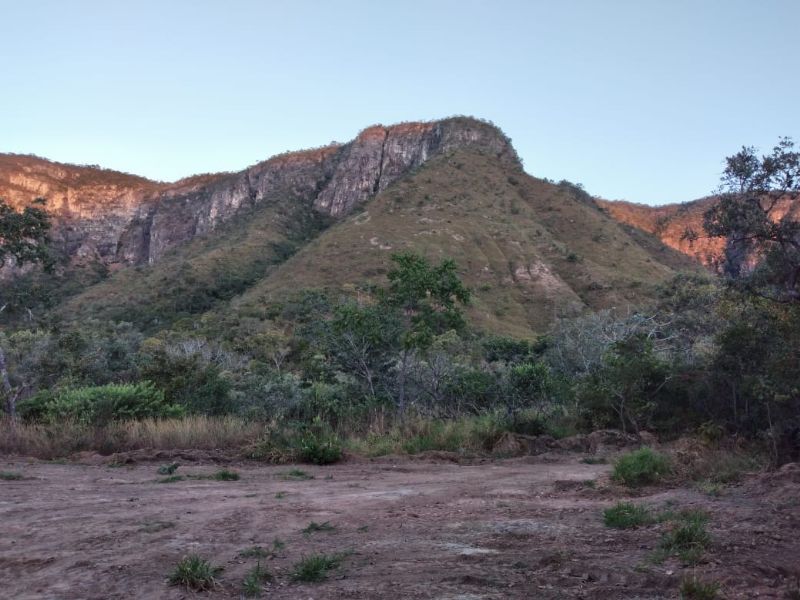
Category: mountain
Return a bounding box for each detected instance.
[1,117,702,336]
[597,195,800,270]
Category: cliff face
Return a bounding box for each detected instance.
[0,117,518,271]
[598,196,800,271]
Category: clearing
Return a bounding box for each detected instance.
[1,450,798,599]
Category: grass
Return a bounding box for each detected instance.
[282,468,314,480]
[242,562,272,597]
[680,576,721,599]
[168,555,223,591]
[209,468,240,481]
[580,456,607,465]
[275,491,288,498]
[301,521,336,534]
[603,502,655,529]
[0,471,24,480]
[139,520,175,533]
[290,553,342,583]
[0,415,264,459]
[239,546,270,559]
[612,448,671,486]
[157,475,184,483]
[655,510,711,564]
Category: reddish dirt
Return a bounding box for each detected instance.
[1,453,798,599]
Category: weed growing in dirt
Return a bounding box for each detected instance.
[282,468,314,480]
[302,521,336,534]
[275,491,288,498]
[242,562,272,597]
[680,576,721,599]
[139,520,175,533]
[210,469,240,481]
[603,502,655,529]
[290,553,342,583]
[580,456,607,464]
[168,555,223,591]
[239,546,269,559]
[272,538,285,551]
[157,462,179,475]
[157,475,184,483]
[656,510,711,564]
[0,471,23,480]
[612,448,671,486]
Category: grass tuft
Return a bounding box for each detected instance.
[0,471,24,481]
[290,553,342,583]
[612,448,671,486]
[680,576,721,599]
[157,475,184,484]
[242,562,272,597]
[168,555,222,591]
[656,510,711,564]
[282,468,314,480]
[603,502,654,529]
[211,468,240,481]
[301,521,336,535]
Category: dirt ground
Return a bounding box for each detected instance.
[1,450,798,599]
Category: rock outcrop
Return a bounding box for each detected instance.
[0,117,518,272]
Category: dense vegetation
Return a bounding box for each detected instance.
[1,141,798,464]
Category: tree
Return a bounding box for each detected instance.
[0,197,51,417]
[382,252,471,413]
[702,138,800,302]
[0,198,51,271]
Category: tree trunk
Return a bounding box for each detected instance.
[0,342,14,417]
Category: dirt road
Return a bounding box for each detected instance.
[1,452,798,599]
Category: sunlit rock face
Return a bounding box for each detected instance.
[0,117,518,272]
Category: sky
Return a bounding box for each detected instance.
[1,0,798,205]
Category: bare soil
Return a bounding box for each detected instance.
[1,452,798,599]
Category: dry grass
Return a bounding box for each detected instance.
[0,416,265,460]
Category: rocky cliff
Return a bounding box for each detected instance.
[0,117,518,272]
[597,196,800,271]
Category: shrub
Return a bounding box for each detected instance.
[0,471,23,481]
[23,382,184,426]
[168,555,222,591]
[603,502,654,529]
[612,448,671,486]
[290,554,342,583]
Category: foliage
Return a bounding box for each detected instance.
[702,137,800,299]
[0,197,51,270]
[19,381,184,425]
[612,448,671,486]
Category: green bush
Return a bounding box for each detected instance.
[680,577,721,599]
[612,448,671,486]
[298,423,343,465]
[21,382,184,425]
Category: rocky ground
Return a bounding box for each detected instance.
[1,449,798,599]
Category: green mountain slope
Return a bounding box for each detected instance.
[226,148,700,337]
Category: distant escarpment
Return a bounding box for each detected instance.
[597,196,800,270]
[0,117,517,272]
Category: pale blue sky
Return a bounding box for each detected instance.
[2,0,797,205]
